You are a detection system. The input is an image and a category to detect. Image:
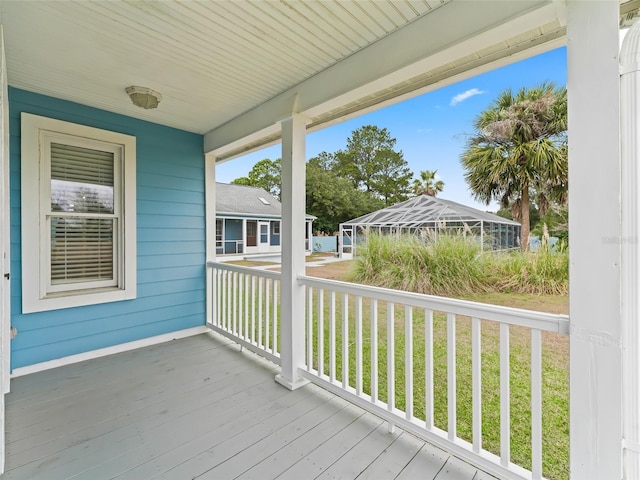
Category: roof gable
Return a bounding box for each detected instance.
[216,183,282,217]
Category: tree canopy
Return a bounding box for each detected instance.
[306,155,384,234]
[228,125,448,233]
[231,158,282,199]
[460,82,567,251]
[333,125,413,205]
[412,170,445,196]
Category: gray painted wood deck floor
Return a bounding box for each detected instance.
[4,333,492,480]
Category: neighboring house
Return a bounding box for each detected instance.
[215,183,314,256]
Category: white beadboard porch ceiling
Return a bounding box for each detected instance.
[1,0,450,131]
[1,1,635,158]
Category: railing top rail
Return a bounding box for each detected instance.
[208,261,282,281]
[298,275,569,335]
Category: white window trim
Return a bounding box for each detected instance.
[21,113,136,313]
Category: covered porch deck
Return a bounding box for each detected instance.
[3,333,484,480]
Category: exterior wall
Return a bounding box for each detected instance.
[9,88,205,369]
[312,236,337,253]
[214,215,312,254]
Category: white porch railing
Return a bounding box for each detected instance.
[207,262,281,365]
[207,262,570,480]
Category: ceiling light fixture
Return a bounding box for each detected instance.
[125,86,162,109]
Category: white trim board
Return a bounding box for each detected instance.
[11,326,210,378]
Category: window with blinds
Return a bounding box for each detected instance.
[49,143,117,288]
[21,113,136,313]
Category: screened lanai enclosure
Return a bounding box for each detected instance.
[339,195,521,258]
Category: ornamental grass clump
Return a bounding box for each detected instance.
[493,242,569,295]
[349,233,487,296]
[350,233,568,296]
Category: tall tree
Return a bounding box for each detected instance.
[231,158,282,199]
[412,170,445,196]
[306,155,383,233]
[334,125,413,205]
[460,82,567,251]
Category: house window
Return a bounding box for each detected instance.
[272,221,280,235]
[216,219,223,253]
[21,113,136,313]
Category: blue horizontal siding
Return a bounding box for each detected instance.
[12,292,205,339]
[137,253,204,269]
[137,241,205,256]
[9,88,206,369]
[138,171,204,192]
[137,265,204,284]
[137,278,204,297]
[138,186,204,204]
[12,314,203,368]
[138,228,205,243]
[137,200,203,217]
[137,215,204,230]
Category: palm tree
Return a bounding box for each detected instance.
[412,169,445,196]
[460,82,567,251]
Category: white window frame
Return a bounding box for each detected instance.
[272,221,280,235]
[21,113,136,313]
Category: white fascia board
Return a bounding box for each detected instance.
[204,0,559,157]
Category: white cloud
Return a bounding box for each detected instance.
[450,88,486,106]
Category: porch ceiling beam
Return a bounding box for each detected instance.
[204,0,562,159]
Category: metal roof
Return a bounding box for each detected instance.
[342,195,520,228]
[216,183,314,220]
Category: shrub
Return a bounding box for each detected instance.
[349,233,568,296]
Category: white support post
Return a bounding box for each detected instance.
[0,25,9,475]
[621,20,640,479]
[567,2,622,478]
[275,113,309,390]
[205,154,217,327]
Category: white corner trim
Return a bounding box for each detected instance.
[10,326,210,378]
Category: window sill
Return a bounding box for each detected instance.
[22,286,136,314]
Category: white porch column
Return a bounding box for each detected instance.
[621,20,640,479]
[567,2,622,478]
[205,153,217,326]
[276,113,309,390]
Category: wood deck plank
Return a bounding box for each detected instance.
[433,456,484,480]
[394,442,450,480]
[217,408,380,479]
[7,348,259,439]
[8,366,277,468]
[75,385,327,480]
[354,431,425,479]
[7,334,232,403]
[314,422,402,480]
[269,412,384,480]
[155,396,356,479]
[3,333,484,480]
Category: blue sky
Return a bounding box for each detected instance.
[216,47,567,212]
